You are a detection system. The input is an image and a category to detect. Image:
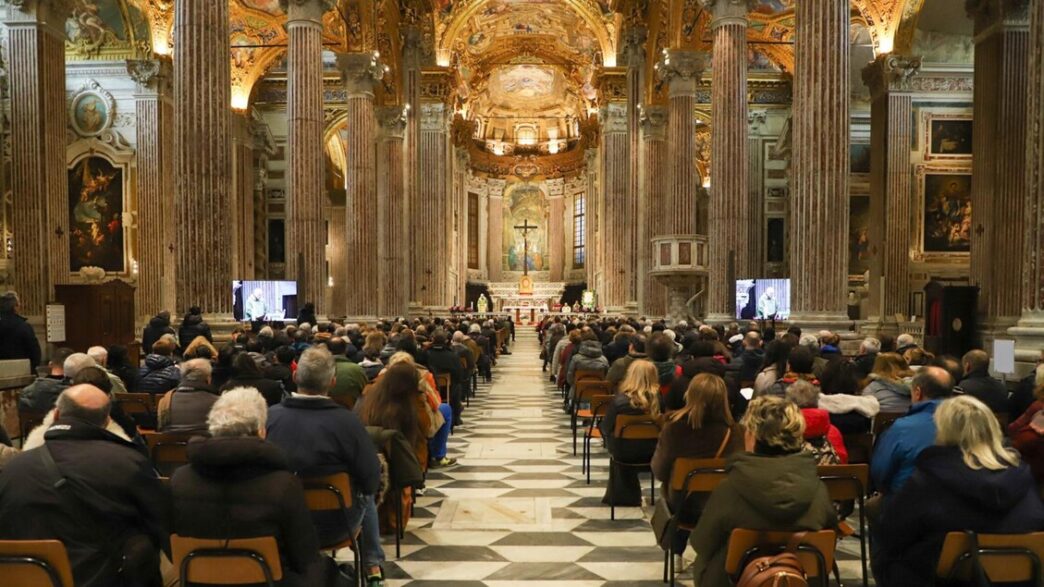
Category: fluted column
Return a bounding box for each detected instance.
[338,52,382,318]
[414,99,451,308]
[174,0,231,314]
[454,147,471,301]
[488,192,503,282]
[402,27,422,309]
[548,195,565,282]
[968,0,1031,340]
[862,54,921,334]
[640,105,668,317]
[1010,0,1044,362]
[4,0,71,320]
[376,106,407,317]
[283,0,331,314]
[599,99,630,312]
[703,0,753,321]
[231,113,256,281]
[625,29,645,310]
[790,0,850,326]
[127,59,173,320]
[327,206,346,314]
[584,148,599,289]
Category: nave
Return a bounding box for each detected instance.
[379,329,869,586]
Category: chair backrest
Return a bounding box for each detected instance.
[817,463,869,501]
[670,457,727,494]
[614,414,661,440]
[872,411,905,438]
[433,373,451,397]
[113,392,155,416]
[171,534,283,585]
[574,369,605,382]
[723,529,837,580]
[142,430,193,476]
[589,394,614,419]
[842,433,874,465]
[301,472,354,512]
[936,531,1044,584]
[0,539,74,587]
[17,407,48,441]
[575,380,611,404]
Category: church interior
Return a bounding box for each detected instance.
[1,0,1044,586]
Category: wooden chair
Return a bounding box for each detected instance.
[842,432,874,465]
[573,369,605,383]
[723,529,837,587]
[572,379,611,455]
[16,407,48,445]
[171,534,282,586]
[872,411,905,439]
[142,430,193,478]
[608,414,660,520]
[818,463,870,587]
[935,530,1044,585]
[0,539,74,587]
[582,394,614,482]
[662,458,727,586]
[301,473,362,587]
[433,373,452,404]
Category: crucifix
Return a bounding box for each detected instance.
[514,218,539,276]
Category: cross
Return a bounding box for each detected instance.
[514,218,538,276]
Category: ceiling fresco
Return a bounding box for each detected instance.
[454,0,603,63]
[66,0,152,60]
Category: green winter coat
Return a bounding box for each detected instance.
[689,451,838,587]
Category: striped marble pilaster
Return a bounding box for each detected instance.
[625,29,645,308]
[704,1,752,320]
[584,149,598,289]
[454,148,470,304]
[402,27,422,308]
[640,106,668,317]
[790,0,850,324]
[487,194,503,283]
[327,206,346,316]
[548,195,565,283]
[968,0,1030,336]
[4,0,71,318]
[284,0,331,314]
[174,0,232,314]
[599,101,630,311]
[414,103,451,308]
[338,52,382,318]
[377,107,408,317]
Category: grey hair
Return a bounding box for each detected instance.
[799,334,820,350]
[208,387,267,437]
[295,346,335,394]
[63,353,97,380]
[452,331,466,343]
[180,358,213,386]
[861,337,881,354]
[785,379,820,409]
[896,333,916,347]
[469,323,481,334]
[86,346,108,366]
[258,326,274,338]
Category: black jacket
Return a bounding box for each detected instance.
[178,314,213,346]
[0,418,170,587]
[18,376,70,412]
[427,344,467,388]
[141,314,175,355]
[958,369,1011,414]
[729,348,765,383]
[873,445,1044,585]
[137,354,180,394]
[221,376,286,407]
[171,436,321,582]
[603,340,631,365]
[0,311,41,370]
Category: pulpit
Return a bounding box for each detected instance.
[649,235,709,323]
[54,281,137,353]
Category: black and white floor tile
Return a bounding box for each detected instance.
[361,329,871,586]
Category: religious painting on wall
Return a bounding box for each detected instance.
[502,183,548,272]
[68,156,124,273]
[922,172,972,254]
[926,115,973,160]
[849,195,871,276]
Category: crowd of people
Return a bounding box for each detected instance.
[538,315,1044,586]
[0,299,514,587]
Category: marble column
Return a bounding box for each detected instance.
[487,192,503,283]
[376,106,408,317]
[548,195,565,282]
[231,113,257,281]
[640,105,668,317]
[599,99,630,312]
[127,59,174,320]
[1011,0,1044,362]
[704,0,753,322]
[862,54,921,333]
[454,147,470,302]
[174,0,232,314]
[283,0,331,314]
[4,0,71,319]
[413,100,451,308]
[790,0,850,326]
[625,29,645,310]
[402,26,422,308]
[337,52,382,318]
[584,148,599,290]
[968,0,1031,340]
[327,205,346,315]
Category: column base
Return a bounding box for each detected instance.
[859,316,901,339]
[1009,310,1044,372]
[787,312,856,334]
[979,316,1020,351]
[704,313,735,326]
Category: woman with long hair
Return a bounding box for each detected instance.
[600,360,664,507]
[818,358,880,434]
[862,352,915,412]
[385,352,455,469]
[356,362,425,456]
[754,339,792,396]
[873,396,1044,584]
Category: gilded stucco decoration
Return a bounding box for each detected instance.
[65,0,152,60]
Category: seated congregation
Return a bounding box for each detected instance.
[540,316,1044,586]
[0,308,514,587]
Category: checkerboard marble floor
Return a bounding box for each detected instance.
[368,329,872,586]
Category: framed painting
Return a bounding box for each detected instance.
[68,156,125,272]
[918,167,972,259]
[925,114,973,160]
[68,81,115,138]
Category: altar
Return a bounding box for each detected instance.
[488,281,565,324]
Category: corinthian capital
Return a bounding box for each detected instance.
[699,0,756,28]
[861,53,922,98]
[3,0,73,30]
[337,51,385,97]
[656,49,706,96]
[639,105,668,141]
[280,0,335,24]
[376,105,408,139]
[623,27,647,69]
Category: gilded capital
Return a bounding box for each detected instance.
[639,105,668,141]
[861,53,922,98]
[699,0,756,28]
[280,0,335,24]
[337,51,385,96]
[126,59,171,93]
[656,49,706,97]
[376,105,408,139]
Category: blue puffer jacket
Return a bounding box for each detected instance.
[137,354,181,394]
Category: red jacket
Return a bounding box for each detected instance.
[801,407,848,464]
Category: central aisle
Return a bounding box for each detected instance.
[384,328,680,586]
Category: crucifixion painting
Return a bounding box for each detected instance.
[514,218,539,276]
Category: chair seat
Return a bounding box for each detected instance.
[837,521,856,538]
[576,409,593,419]
[588,429,602,439]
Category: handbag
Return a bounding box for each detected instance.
[736,533,809,587]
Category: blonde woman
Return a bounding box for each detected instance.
[689,396,836,587]
[873,395,1044,585]
[600,360,664,506]
[862,352,915,412]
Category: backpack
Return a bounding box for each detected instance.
[802,435,840,466]
[736,534,809,587]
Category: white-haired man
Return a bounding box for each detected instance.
[156,359,218,434]
[86,345,128,394]
[19,349,95,412]
[855,337,881,379]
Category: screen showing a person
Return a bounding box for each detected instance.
[735,278,791,321]
[232,280,298,322]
